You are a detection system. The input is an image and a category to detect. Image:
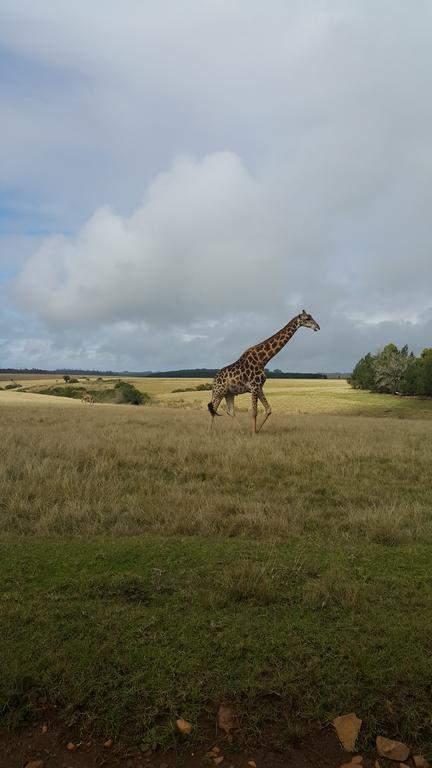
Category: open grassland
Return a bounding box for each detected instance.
[1,401,432,540]
[111,376,432,419]
[4,375,432,419]
[0,389,83,406]
[1,389,432,753]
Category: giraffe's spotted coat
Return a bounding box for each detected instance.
[208,310,320,433]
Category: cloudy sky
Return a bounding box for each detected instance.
[1,1,431,372]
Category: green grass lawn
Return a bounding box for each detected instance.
[2,536,432,753]
[1,393,432,756]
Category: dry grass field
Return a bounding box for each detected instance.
[1,392,432,540]
[3,374,432,418]
[1,380,432,755]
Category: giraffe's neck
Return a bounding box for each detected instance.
[250,315,302,366]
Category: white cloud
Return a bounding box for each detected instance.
[1,1,432,370]
[348,311,424,328]
[15,152,281,326]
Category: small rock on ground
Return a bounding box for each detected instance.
[376,736,410,762]
[333,713,362,752]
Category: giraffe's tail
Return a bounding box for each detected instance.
[207,402,221,416]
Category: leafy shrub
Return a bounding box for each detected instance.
[114,381,149,405]
[172,382,212,393]
[39,386,82,399]
[90,388,119,402]
[31,380,150,406]
[4,383,21,390]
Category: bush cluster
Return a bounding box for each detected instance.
[172,382,213,393]
[36,380,150,405]
[114,381,149,405]
[40,385,83,399]
[350,344,432,396]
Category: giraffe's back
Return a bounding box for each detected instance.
[212,353,266,396]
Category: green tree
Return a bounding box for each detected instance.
[373,344,409,394]
[349,352,376,390]
[400,352,420,395]
[417,348,432,396]
[351,344,432,397]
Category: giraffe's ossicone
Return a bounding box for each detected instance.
[208,310,320,434]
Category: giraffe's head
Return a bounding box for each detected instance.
[299,309,320,331]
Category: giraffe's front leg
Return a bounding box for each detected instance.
[208,394,223,432]
[256,389,272,433]
[225,393,235,416]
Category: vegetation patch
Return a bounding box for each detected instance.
[172,382,213,393]
[1,537,432,753]
[27,380,151,405]
[114,380,149,404]
[350,343,432,396]
[36,385,84,399]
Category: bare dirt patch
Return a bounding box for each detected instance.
[0,719,363,768]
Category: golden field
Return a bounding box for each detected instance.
[1,379,432,540]
[2,374,432,417]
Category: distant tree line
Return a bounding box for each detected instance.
[0,367,151,376]
[147,368,327,379]
[266,369,327,379]
[349,344,432,396]
[1,366,327,380]
[146,368,218,378]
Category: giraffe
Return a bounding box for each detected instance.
[208,310,320,434]
[81,391,95,405]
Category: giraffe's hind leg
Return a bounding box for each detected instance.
[256,389,272,433]
[251,390,258,434]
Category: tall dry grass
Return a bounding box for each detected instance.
[1,402,432,542]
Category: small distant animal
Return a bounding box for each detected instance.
[208,310,320,434]
[81,392,95,405]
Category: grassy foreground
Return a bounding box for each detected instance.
[1,536,432,751]
[1,391,432,752]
